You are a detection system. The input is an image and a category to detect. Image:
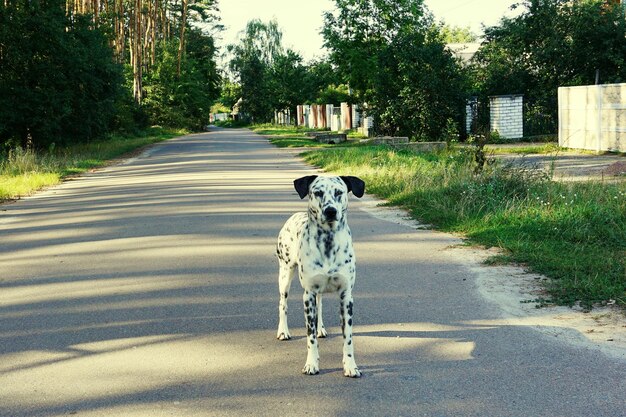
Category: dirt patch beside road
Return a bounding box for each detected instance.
[453,246,626,361]
[490,146,626,181]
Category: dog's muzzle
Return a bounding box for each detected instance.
[323,207,338,222]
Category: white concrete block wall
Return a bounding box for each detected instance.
[303,105,313,128]
[466,104,473,134]
[352,104,361,129]
[359,116,374,137]
[326,105,333,130]
[330,107,341,131]
[490,95,523,139]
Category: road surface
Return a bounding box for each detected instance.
[1,128,625,416]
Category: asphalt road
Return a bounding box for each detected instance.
[1,128,625,416]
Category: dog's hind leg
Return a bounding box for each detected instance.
[316,293,327,338]
[277,264,295,340]
[302,290,320,375]
[340,289,361,378]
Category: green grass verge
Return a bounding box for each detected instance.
[486,143,563,155]
[250,123,320,136]
[268,137,329,148]
[0,126,186,201]
[250,123,364,148]
[301,146,626,308]
[249,123,323,148]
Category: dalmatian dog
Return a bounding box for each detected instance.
[276,175,365,377]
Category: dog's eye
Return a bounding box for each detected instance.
[334,190,343,197]
[314,190,324,197]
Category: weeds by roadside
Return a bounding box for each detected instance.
[0,127,185,201]
[486,143,562,155]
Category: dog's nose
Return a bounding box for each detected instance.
[324,207,337,220]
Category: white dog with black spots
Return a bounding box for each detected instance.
[276,175,365,378]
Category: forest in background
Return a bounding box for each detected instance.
[0,0,221,149]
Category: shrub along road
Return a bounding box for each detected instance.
[0,127,625,416]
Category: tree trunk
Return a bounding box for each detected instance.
[133,0,143,104]
[114,0,124,63]
[93,0,99,24]
[177,0,187,77]
[151,0,157,66]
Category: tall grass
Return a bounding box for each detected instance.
[303,146,626,308]
[0,127,185,201]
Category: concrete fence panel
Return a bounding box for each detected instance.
[352,104,361,129]
[311,105,319,129]
[326,105,333,130]
[559,83,626,152]
[304,105,313,128]
[341,102,351,131]
[331,107,341,132]
[316,104,328,129]
[292,103,373,134]
[297,105,304,126]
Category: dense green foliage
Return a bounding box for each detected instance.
[143,29,220,129]
[471,0,626,135]
[226,19,346,123]
[322,0,470,140]
[439,24,478,43]
[227,19,283,122]
[302,145,626,307]
[0,0,123,149]
[0,0,220,151]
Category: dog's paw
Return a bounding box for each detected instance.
[277,331,291,341]
[343,357,361,378]
[302,363,320,375]
[343,366,362,378]
[317,327,328,338]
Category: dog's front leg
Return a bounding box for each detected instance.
[340,289,361,378]
[302,290,320,375]
[316,293,327,338]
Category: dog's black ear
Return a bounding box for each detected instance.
[293,175,318,199]
[340,176,365,198]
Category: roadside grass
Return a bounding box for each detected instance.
[0,126,185,201]
[301,146,626,308]
[268,137,328,148]
[250,123,363,148]
[250,123,321,136]
[485,143,624,156]
[486,143,563,155]
[250,123,321,148]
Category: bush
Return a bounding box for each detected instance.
[214,119,249,128]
